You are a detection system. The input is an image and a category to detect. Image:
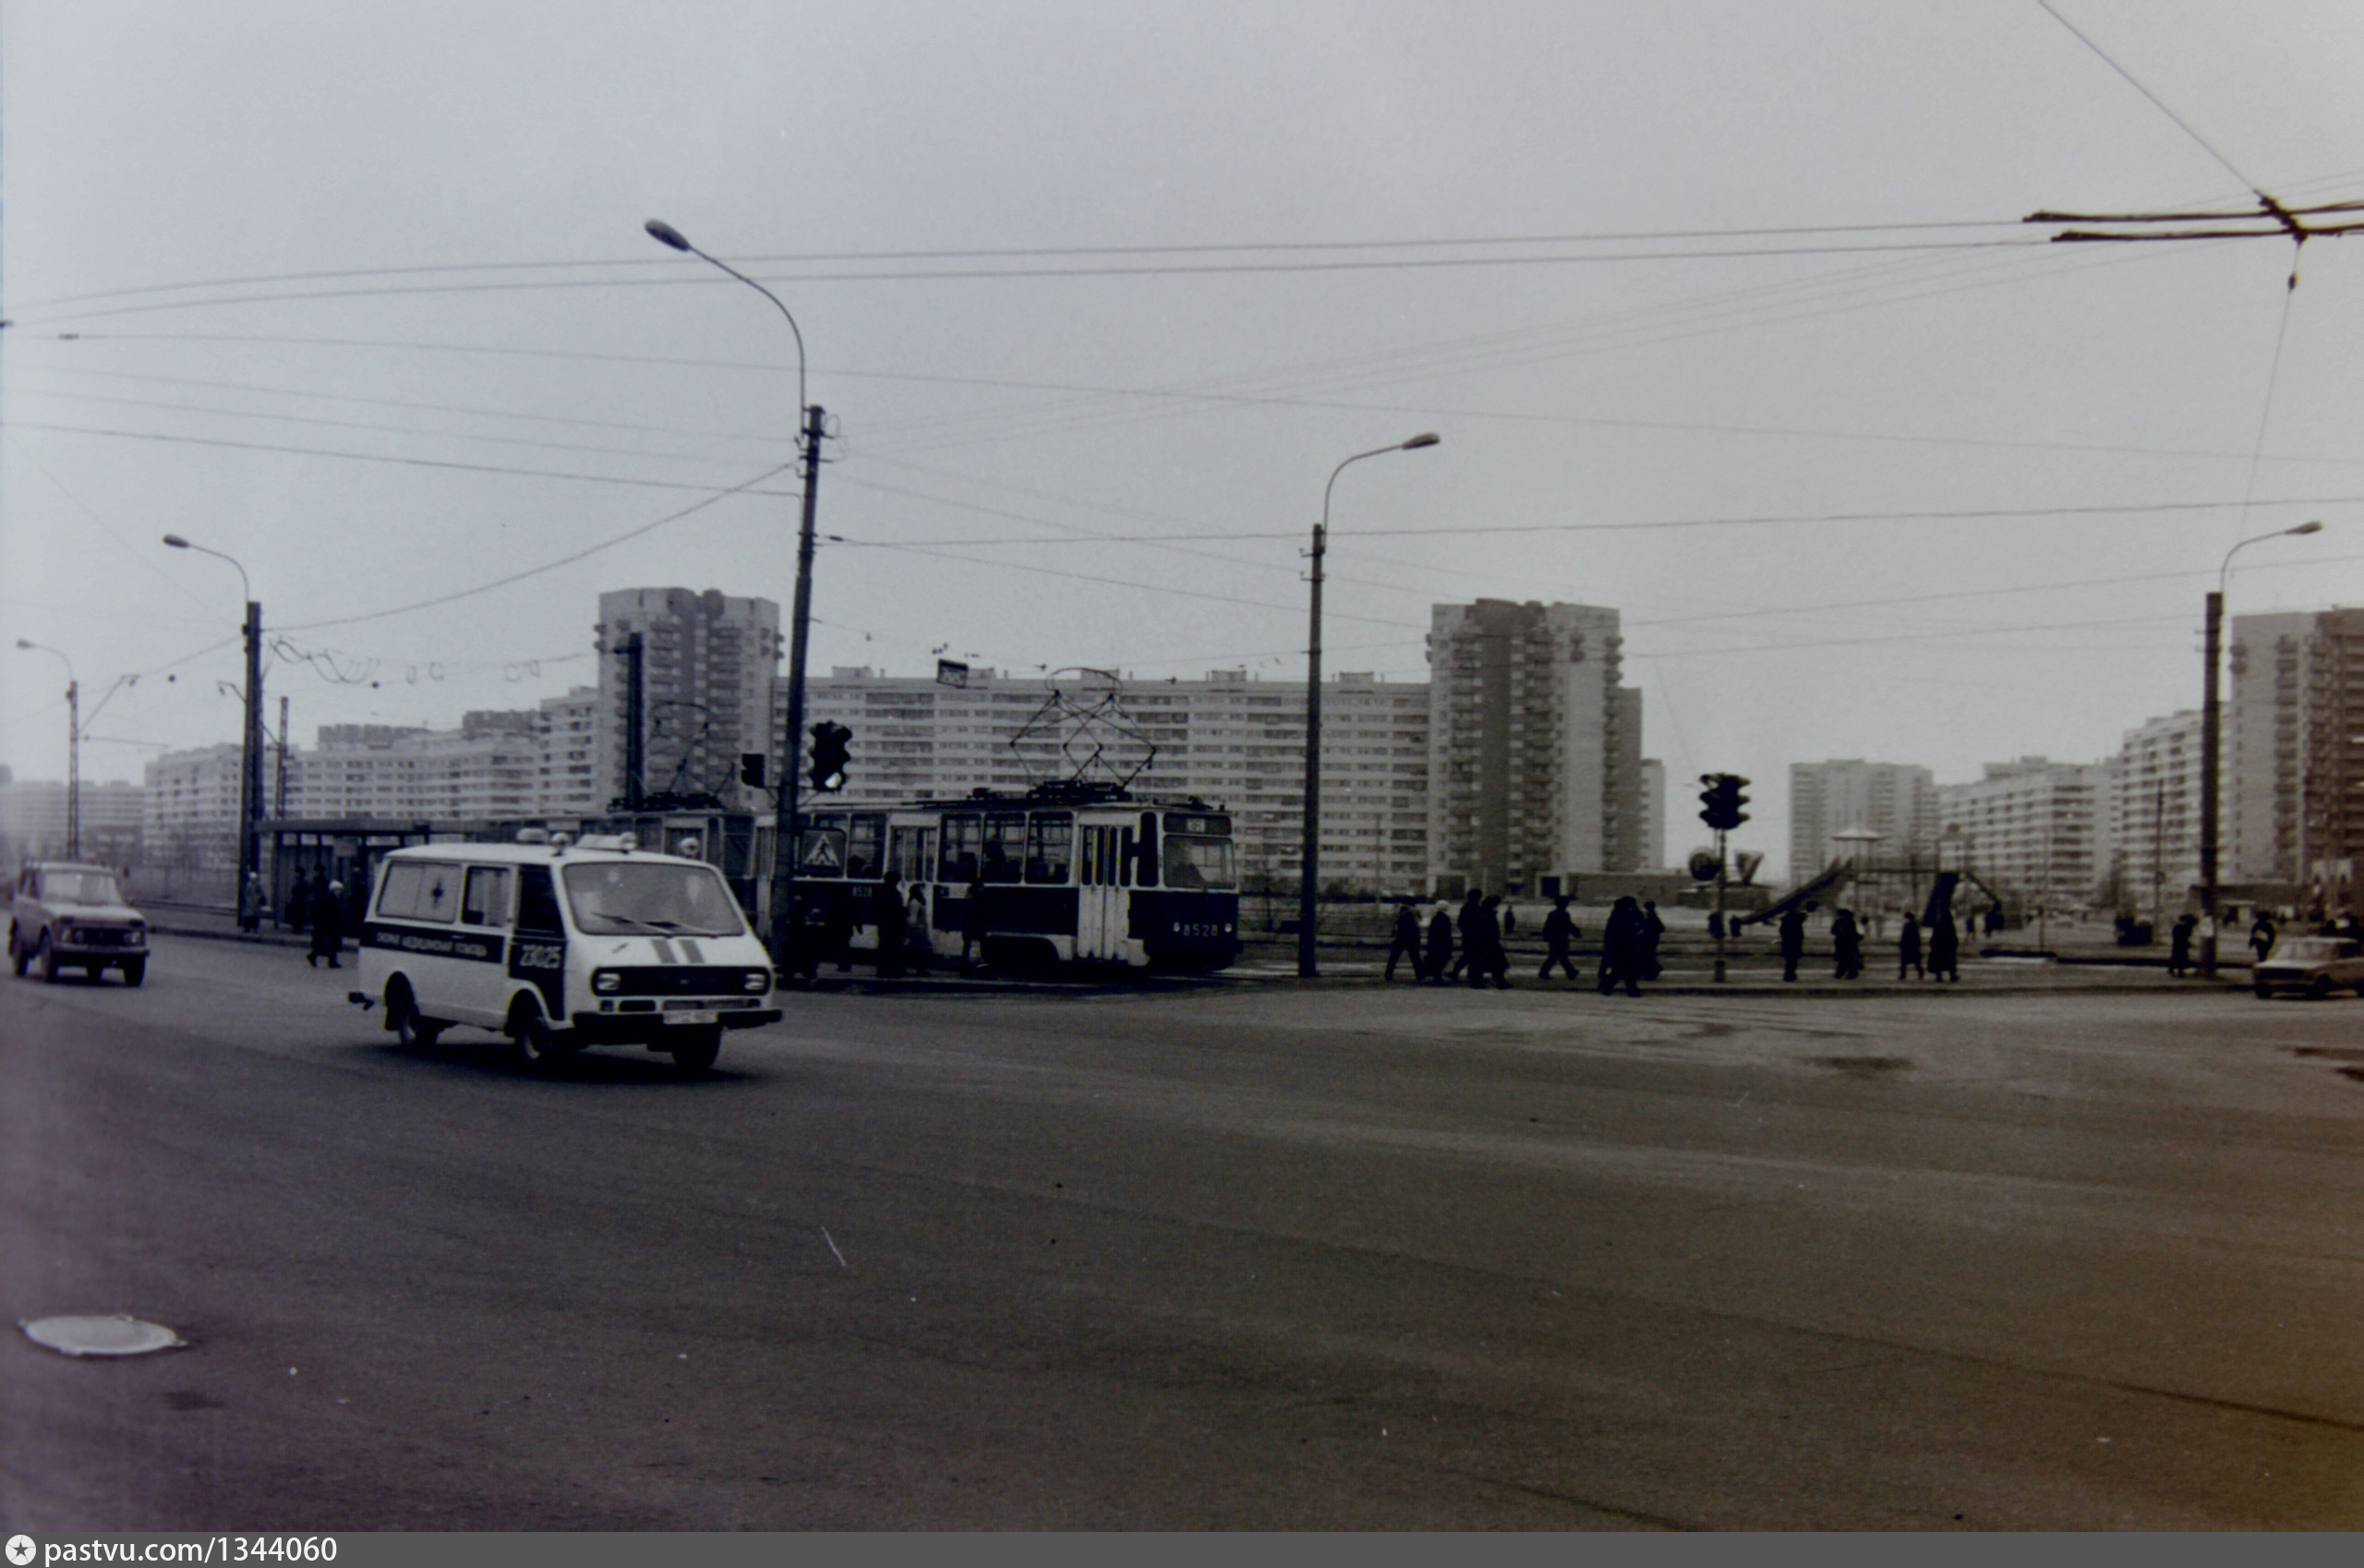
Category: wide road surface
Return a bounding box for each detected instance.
[6,937,2364,1528]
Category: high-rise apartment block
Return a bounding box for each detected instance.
[1937,758,2105,908]
[2104,709,2204,916]
[1788,760,1938,881]
[1638,758,1667,873]
[595,588,781,811]
[794,666,1432,893]
[1424,600,1646,896]
[2228,609,2364,887]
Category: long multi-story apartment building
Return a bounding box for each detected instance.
[1788,760,1938,883]
[1937,758,2105,909]
[595,588,781,812]
[790,664,1433,894]
[0,769,148,865]
[2104,709,2204,917]
[1424,599,1646,897]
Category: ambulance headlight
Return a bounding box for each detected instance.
[592,969,622,995]
[742,969,772,994]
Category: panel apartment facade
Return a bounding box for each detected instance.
[1937,758,2105,909]
[792,666,1432,894]
[596,588,781,812]
[1788,760,1938,885]
[2228,608,2364,892]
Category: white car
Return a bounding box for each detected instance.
[2251,935,2364,999]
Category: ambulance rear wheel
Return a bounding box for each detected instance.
[669,1027,722,1074]
[388,982,442,1048]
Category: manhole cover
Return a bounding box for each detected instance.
[20,1316,186,1357]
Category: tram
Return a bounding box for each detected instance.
[790,781,1240,973]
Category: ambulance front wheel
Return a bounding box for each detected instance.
[510,1001,564,1069]
[669,1026,722,1074]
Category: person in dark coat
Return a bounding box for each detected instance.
[308,879,346,969]
[1639,900,1666,983]
[1707,910,1725,943]
[1539,895,1580,981]
[1898,916,1924,980]
[2166,911,2196,977]
[1830,907,1864,980]
[1386,900,1425,982]
[1598,896,1644,996]
[824,887,858,972]
[1423,902,1453,984]
[286,874,311,935]
[1465,896,1510,989]
[1778,903,1811,983]
[1451,889,1485,983]
[873,870,906,978]
[959,875,988,971]
[2249,912,2277,964]
[1928,911,1961,983]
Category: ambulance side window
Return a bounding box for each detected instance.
[517,866,565,935]
[463,866,512,927]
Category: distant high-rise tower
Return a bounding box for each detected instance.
[2230,608,2364,888]
[1788,760,1937,885]
[595,589,781,810]
[1425,599,1644,895]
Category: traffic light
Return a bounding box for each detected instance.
[1698,772,1751,832]
[739,752,766,789]
[808,721,852,792]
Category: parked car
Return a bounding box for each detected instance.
[8,862,149,985]
[2251,935,2364,999]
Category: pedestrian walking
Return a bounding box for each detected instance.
[904,882,931,972]
[1898,916,1924,980]
[1424,901,1454,984]
[1707,910,1725,943]
[1385,900,1425,982]
[1597,896,1644,996]
[1502,903,1517,938]
[2166,911,2196,977]
[1830,907,1864,980]
[1538,895,1581,981]
[1478,896,1512,987]
[1639,900,1666,983]
[873,870,906,979]
[286,874,312,935]
[2249,911,2277,963]
[308,880,345,969]
[1929,911,1961,983]
[1450,889,1485,983]
[1778,903,1810,983]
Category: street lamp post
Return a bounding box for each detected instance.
[14,640,78,858]
[163,535,264,930]
[1299,433,1440,979]
[2201,518,2324,978]
[644,219,824,975]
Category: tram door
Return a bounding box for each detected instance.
[888,825,937,944]
[1077,824,1127,960]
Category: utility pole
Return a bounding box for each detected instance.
[1713,826,1729,983]
[622,633,645,812]
[240,599,263,931]
[769,401,826,973]
[1298,515,1325,977]
[65,677,81,860]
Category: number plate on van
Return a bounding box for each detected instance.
[667,1009,718,1025]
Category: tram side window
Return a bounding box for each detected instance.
[847,814,886,880]
[940,814,983,882]
[1026,812,1074,885]
[982,815,1027,884]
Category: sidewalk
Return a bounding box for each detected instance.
[144,901,311,948]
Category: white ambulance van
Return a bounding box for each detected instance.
[352,832,778,1072]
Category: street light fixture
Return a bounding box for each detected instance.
[14,639,78,858]
[1299,433,1441,979]
[2200,518,2325,978]
[643,219,824,974]
[163,533,266,930]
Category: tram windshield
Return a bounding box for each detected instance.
[1161,832,1236,889]
[562,861,746,936]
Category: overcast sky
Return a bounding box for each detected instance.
[6,2,2362,874]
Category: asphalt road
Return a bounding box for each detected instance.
[6,937,2364,1529]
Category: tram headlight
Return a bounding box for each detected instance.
[592,969,622,995]
[742,969,772,995]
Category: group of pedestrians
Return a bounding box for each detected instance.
[1771,901,1961,983]
[1385,890,1664,995]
